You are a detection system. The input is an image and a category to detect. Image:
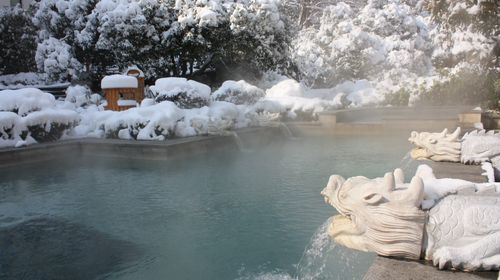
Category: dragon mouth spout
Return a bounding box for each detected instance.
[321,170,426,260]
[328,214,367,252]
[410,147,431,160]
[408,128,462,162]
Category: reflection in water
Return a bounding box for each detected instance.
[0,218,141,280]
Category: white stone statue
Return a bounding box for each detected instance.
[409,127,500,180]
[321,165,500,271]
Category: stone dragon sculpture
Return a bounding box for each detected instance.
[321,165,500,271]
[408,127,500,180]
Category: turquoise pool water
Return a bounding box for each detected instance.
[0,134,414,280]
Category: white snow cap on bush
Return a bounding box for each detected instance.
[212,80,265,104]
[103,101,183,140]
[149,78,212,109]
[150,77,211,100]
[0,88,55,115]
[266,79,305,98]
[262,79,339,118]
[23,108,80,128]
[101,75,138,89]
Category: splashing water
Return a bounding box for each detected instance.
[237,218,373,280]
[400,151,414,173]
[279,123,295,139]
[295,218,333,279]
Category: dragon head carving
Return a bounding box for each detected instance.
[321,170,426,259]
[408,127,462,162]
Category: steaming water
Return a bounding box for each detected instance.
[0,134,411,279]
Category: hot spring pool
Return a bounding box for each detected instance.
[0,134,414,280]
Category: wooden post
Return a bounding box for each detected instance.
[126,68,145,104]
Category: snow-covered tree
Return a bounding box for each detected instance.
[35,37,82,82]
[293,1,433,87]
[0,6,37,74]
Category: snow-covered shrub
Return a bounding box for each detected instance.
[263,79,330,121]
[150,78,211,109]
[65,85,93,107]
[24,109,80,142]
[36,37,82,82]
[0,88,55,116]
[101,102,182,140]
[0,112,23,140]
[212,80,264,105]
[0,88,80,144]
[0,6,37,75]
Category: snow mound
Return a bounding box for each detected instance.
[101,75,138,89]
[212,80,265,105]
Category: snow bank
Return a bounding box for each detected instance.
[101,75,138,89]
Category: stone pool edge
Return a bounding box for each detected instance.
[0,126,286,167]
